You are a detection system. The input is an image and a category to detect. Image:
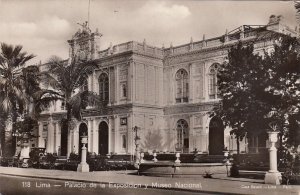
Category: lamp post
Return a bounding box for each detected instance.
[133,126,140,167]
[264,123,282,184]
[77,133,89,172]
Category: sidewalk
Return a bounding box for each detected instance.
[0,167,299,195]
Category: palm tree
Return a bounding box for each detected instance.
[0,43,60,156]
[295,1,300,24]
[42,56,99,156]
[21,65,61,118]
[0,43,35,156]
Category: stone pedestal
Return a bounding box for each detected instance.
[140,152,145,164]
[153,152,158,162]
[77,135,89,172]
[264,131,282,184]
[20,145,30,159]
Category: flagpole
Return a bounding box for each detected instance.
[88,0,90,28]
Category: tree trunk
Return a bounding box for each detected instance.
[65,102,72,155]
[236,137,240,155]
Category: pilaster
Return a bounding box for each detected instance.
[87,118,92,152]
[114,115,119,153]
[108,116,113,154]
[189,63,193,103]
[115,65,119,104]
[127,113,132,154]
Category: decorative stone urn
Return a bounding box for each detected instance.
[77,135,89,172]
[20,133,30,159]
[153,152,158,162]
[175,152,181,164]
[264,131,282,184]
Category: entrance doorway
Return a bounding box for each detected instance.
[209,117,224,155]
[176,119,189,153]
[98,121,108,155]
[78,123,88,158]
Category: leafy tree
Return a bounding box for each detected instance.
[214,36,300,156]
[263,36,300,164]
[141,130,163,152]
[42,56,100,155]
[212,42,269,154]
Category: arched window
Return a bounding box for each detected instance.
[175,69,189,103]
[82,79,88,91]
[209,63,220,99]
[98,73,109,103]
[176,119,189,152]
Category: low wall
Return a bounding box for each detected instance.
[138,162,231,178]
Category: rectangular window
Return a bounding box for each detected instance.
[120,117,127,125]
[61,101,66,110]
[120,83,127,98]
[122,135,127,149]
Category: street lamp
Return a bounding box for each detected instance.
[133,126,141,167]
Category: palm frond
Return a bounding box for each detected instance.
[295,1,300,23]
[68,90,100,120]
[40,71,63,91]
[72,61,97,89]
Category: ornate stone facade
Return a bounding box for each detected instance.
[37,17,298,156]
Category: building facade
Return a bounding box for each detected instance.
[36,16,298,156]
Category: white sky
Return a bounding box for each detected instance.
[0,0,297,64]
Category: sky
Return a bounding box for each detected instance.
[0,0,298,64]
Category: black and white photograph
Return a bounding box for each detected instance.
[0,0,299,194]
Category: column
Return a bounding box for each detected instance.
[92,119,98,154]
[90,118,95,152]
[53,122,56,153]
[47,121,54,153]
[38,122,44,148]
[114,115,119,153]
[92,71,95,93]
[265,131,281,184]
[67,129,72,157]
[73,127,79,154]
[55,122,60,154]
[108,117,112,154]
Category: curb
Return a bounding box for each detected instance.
[0,172,241,195]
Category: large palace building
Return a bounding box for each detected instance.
[35,16,298,157]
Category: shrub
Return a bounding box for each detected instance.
[230,163,240,177]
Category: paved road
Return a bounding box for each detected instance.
[0,175,239,195]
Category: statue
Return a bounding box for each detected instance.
[268,15,283,25]
[77,21,91,34]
